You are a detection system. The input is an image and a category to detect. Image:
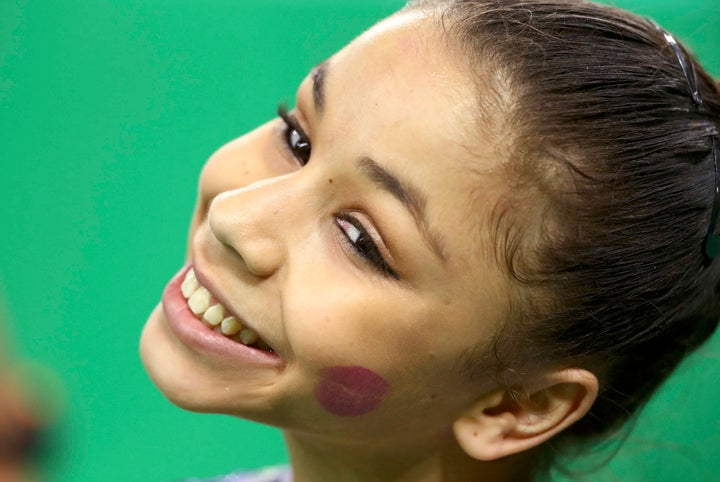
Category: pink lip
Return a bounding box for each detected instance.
[161,265,283,368]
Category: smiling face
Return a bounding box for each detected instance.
[141,11,513,452]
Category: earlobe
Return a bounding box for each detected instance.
[453,389,513,461]
[453,368,598,461]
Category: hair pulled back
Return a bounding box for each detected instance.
[411,0,720,449]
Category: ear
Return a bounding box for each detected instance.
[453,368,598,461]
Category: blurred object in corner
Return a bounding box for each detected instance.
[0,315,64,482]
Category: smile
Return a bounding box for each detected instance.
[181,268,274,353]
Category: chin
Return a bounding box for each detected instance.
[140,305,209,411]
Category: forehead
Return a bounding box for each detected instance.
[329,12,473,144]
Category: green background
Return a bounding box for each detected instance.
[0,1,718,481]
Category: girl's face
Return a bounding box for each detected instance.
[141,11,511,450]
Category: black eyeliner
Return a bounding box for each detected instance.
[277,104,310,144]
[337,213,399,280]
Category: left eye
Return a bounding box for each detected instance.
[277,105,311,166]
[336,213,399,280]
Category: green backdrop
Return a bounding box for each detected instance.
[1,1,718,481]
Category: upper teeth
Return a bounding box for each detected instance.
[181,268,271,352]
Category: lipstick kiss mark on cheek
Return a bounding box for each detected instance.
[314,366,390,417]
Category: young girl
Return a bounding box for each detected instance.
[140,0,720,480]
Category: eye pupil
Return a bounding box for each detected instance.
[290,129,311,163]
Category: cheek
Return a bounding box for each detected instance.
[314,366,390,417]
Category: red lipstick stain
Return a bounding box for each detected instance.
[314,366,390,417]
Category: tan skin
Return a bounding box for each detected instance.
[141,10,598,482]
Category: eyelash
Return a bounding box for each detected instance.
[276,103,398,280]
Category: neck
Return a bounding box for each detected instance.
[283,430,537,482]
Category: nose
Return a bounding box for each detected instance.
[207,174,297,278]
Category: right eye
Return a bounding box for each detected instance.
[277,105,312,166]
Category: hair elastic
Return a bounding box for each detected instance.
[659,27,720,259]
[661,31,703,106]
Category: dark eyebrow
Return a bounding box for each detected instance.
[311,61,329,115]
[357,156,447,263]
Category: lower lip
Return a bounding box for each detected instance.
[161,265,282,368]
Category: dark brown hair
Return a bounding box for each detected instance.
[411,0,720,465]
